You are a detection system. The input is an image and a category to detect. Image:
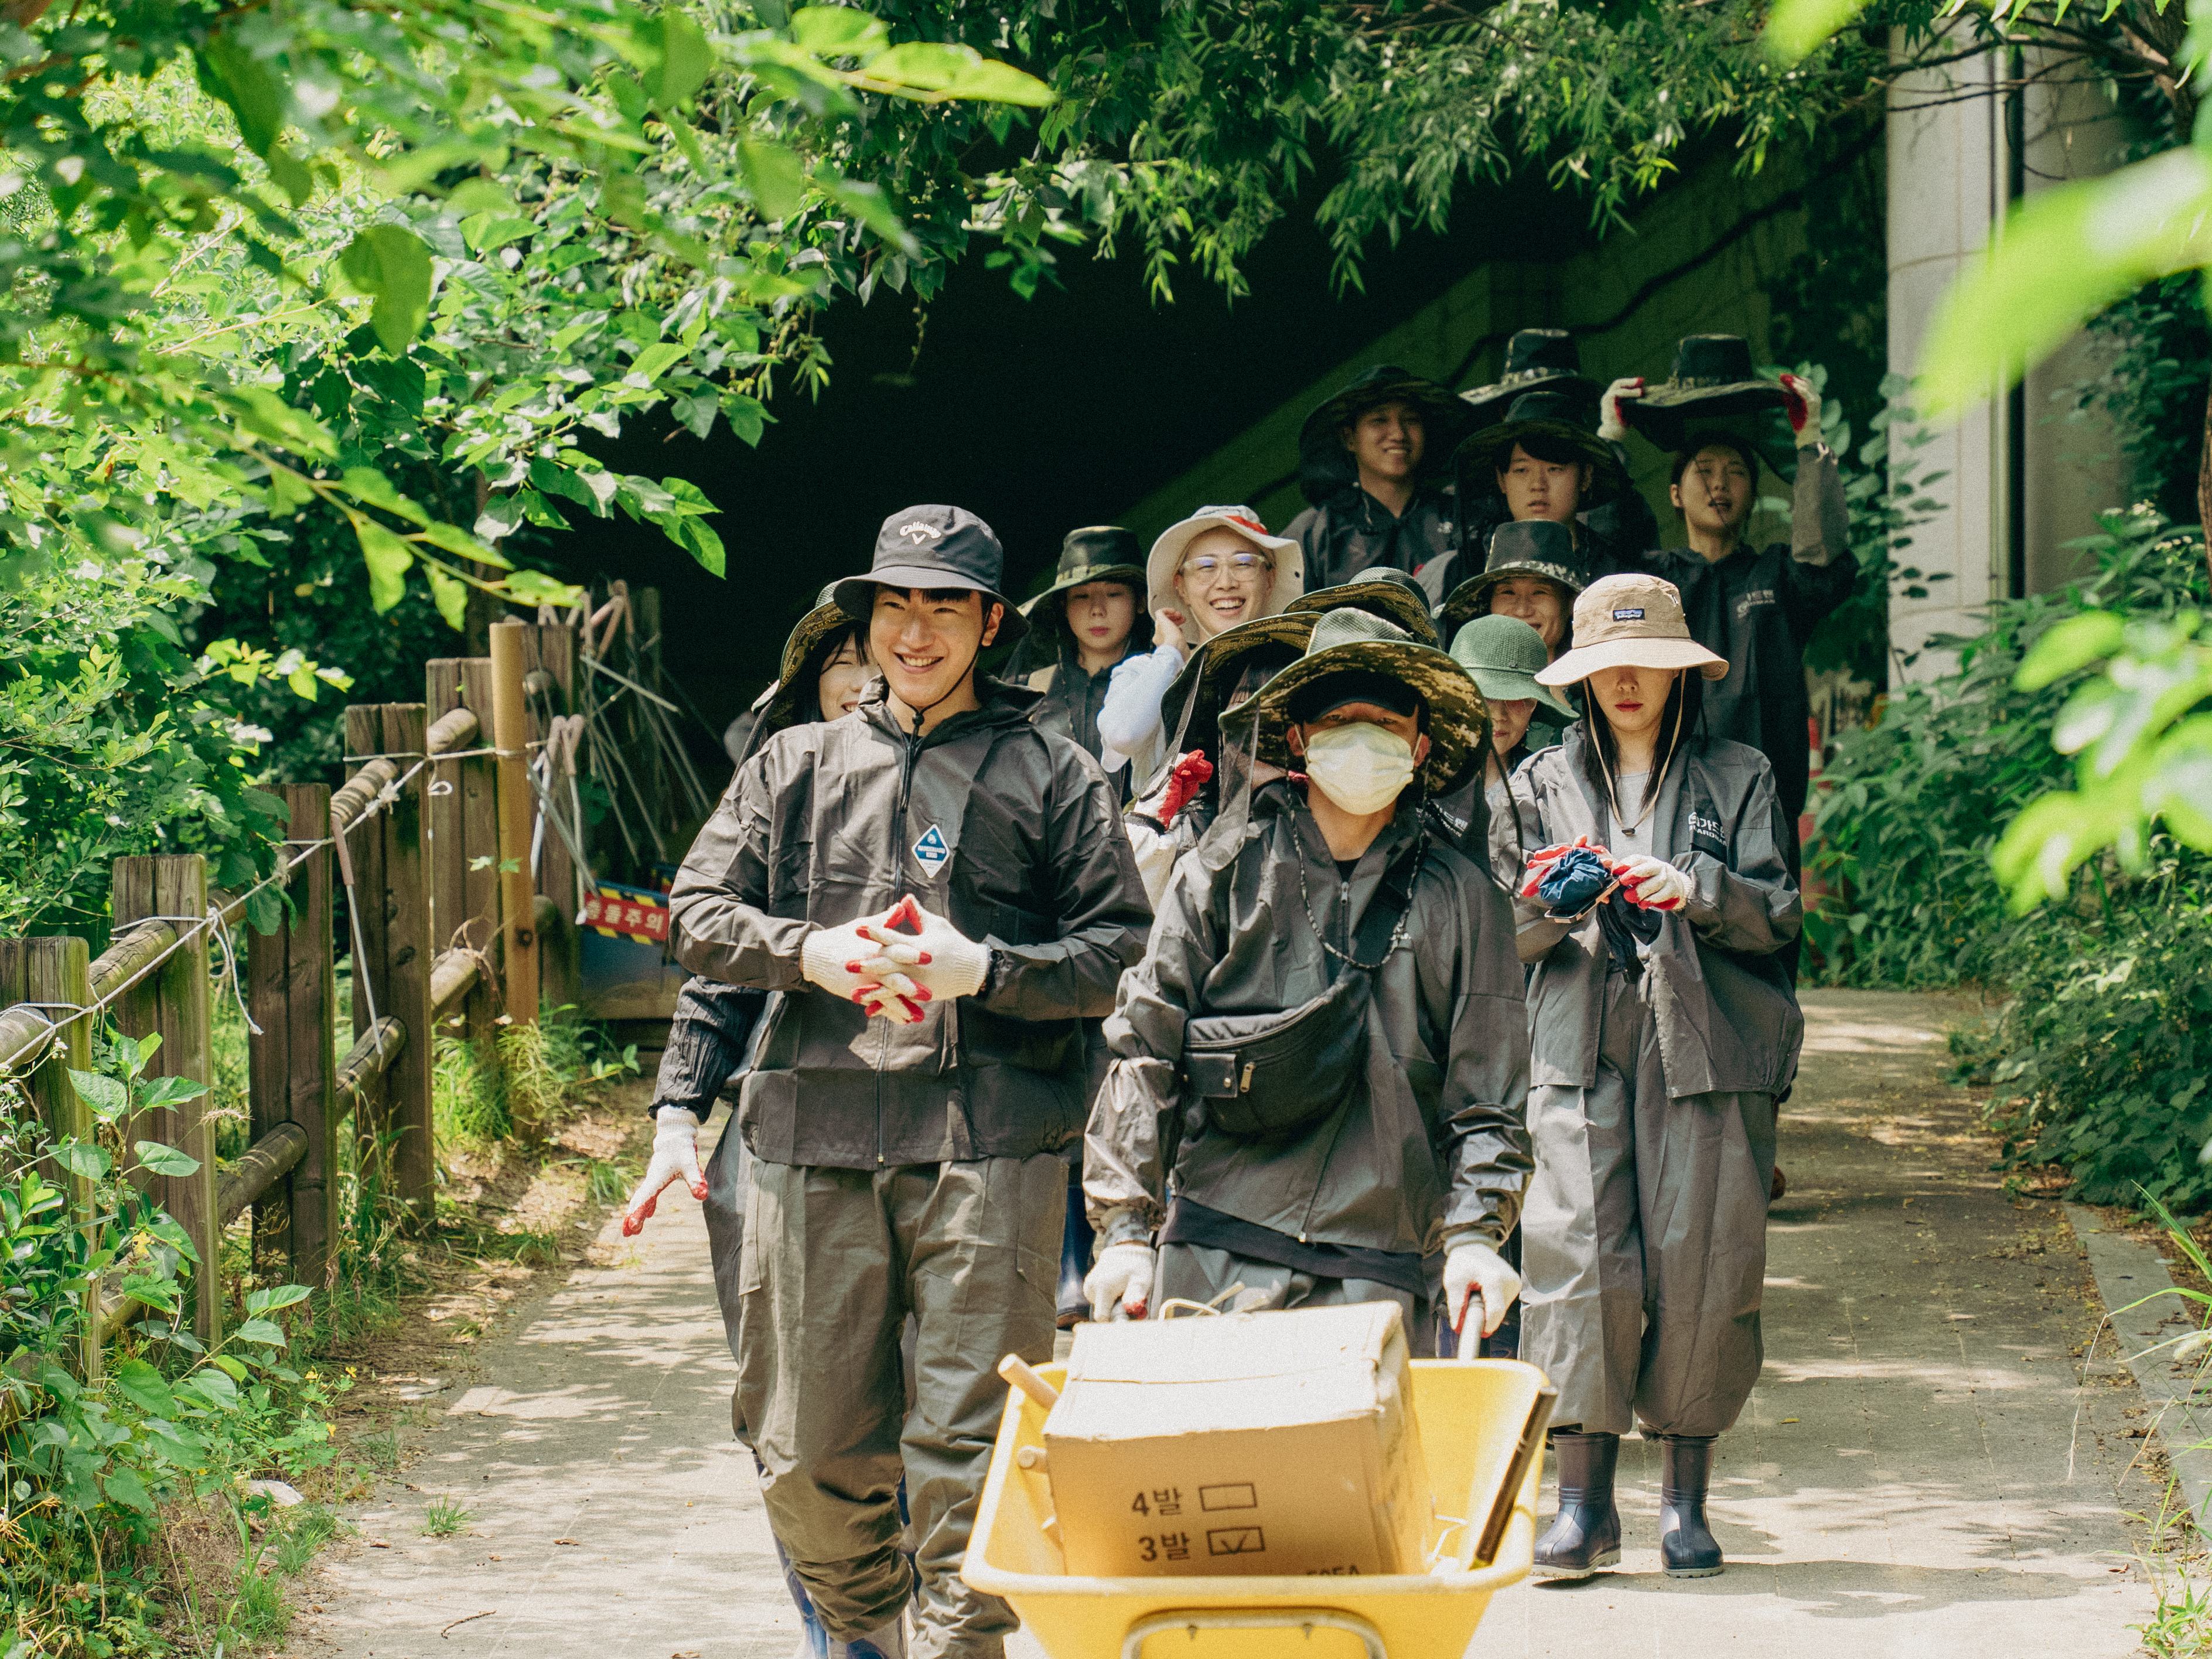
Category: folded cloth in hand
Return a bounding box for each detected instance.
[1537,844,1616,917]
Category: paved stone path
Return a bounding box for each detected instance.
[301,991,2165,1658]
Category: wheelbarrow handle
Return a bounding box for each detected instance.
[1474,1383,1558,1565]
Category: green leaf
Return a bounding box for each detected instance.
[134,1141,202,1179]
[1760,0,1868,64]
[137,1076,210,1110]
[428,567,468,632]
[862,42,1055,107]
[667,514,725,577]
[1917,151,2212,419]
[503,568,586,606]
[232,388,337,461]
[111,1358,175,1415]
[446,178,517,217]
[103,1467,157,1515]
[246,886,284,938]
[420,520,510,566]
[265,145,314,207]
[2016,611,2125,691]
[67,1069,129,1123]
[57,1140,110,1180]
[790,6,889,59]
[196,32,286,156]
[339,226,438,356]
[824,177,918,257]
[629,341,689,383]
[354,517,415,613]
[462,213,538,254]
[739,139,810,223]
[646,8,716,107]
[341,467,430,527]
[234,1317,288,1347]
[246,1283,311,1315]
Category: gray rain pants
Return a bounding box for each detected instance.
[736,1153,1063,1659]
[1157,1241,1425,1334]
[1518,965,1776,1438]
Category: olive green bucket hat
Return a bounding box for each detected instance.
[1453,388,1631,510]
[1449,614,1576,719]
[760,581,870,731]
[1620,334,1793,453]
[1435,519,1597,640]
[1222,607,1490,797]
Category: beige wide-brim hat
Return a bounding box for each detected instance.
[1146,505,1305,641]
[1537,572,1728,687]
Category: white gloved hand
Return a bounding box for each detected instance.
[1781,371,1822,447]
[1084,1241,1156,1322]
[1609,853,1692,912]
[1445,1238,1523,1339]
[622,1105,707,1237]
[800,923,923,1023]
[852,895,990,1008]
[1596,375,1644,443]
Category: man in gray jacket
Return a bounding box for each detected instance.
[1083,608,1531,1350]
[670,505,1151,1659]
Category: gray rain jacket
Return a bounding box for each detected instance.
[1508,728,1803,1098]
[669,681,1152,1170]
[1085,783,1532,1255]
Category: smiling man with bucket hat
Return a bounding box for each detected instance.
[1284,363,1472,588]
[1083,606,1531,1361]
[668,504,1150,1659]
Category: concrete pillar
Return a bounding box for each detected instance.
[1886,40,2007,681]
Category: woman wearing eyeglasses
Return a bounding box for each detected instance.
[1094,505,1306,790]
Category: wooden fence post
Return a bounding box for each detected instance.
[0,938,100,1381]
[489,624,540,1039]
[517,622,581,1012]
[428,660,502,1053]
[247,785,337,1289]
[343,704,436,1226]
[112,854,218,1346]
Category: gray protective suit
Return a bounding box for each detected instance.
[1507,728,1801,1438]
[670,681,1150,1658]
[1085,783,1531,1327]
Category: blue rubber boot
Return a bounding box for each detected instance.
[1659,1435,1725,1578]
[1057,1176,1094,1327]
[1532,1431,1622,1581]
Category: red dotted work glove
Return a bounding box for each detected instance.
[622,1106,707,1236]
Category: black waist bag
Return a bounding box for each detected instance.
[1180,846,1419,1142]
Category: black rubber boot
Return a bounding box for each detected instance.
[1658,1435,1725,1578]
[1532,1431,1622,1579]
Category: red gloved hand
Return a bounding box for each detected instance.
[1158,750,1214,827]
[1609,853,1692,911]
[1780,372,1822,443]
[622,1106,708,1236]
[1519,834,1611,900]
[1597,376,1644,444]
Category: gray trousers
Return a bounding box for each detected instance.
[1158,1242,1426,1334]
[1518,967,1776,1438]
[736,1154,1063,1658]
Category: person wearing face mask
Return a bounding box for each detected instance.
[1093,505,1305,789]
[1084,608,1531,1360]
[1283,364,1472,588]
[1504,572,1801,1583]
[634,582,882,1659]
[666,506,1151,1659]
[1609,336,1851,854]
[1417,388,1639,607]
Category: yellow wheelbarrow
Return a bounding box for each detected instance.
[965,1353,1555,1659]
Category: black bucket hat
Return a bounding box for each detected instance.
[1620,334,1793,452]
[1458,329,1600,428]
[1020,526,1148,622]
[1295,364,1472,507]
[1454,389,1630,508]
[1286,574,1439,644]
[834,504,1028,645]
[1221,607,1490,797]
[1435,520,1599,639]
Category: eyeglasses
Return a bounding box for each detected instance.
[1182,552,1272,579]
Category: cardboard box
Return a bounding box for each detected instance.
[1042,1303,1432,1579]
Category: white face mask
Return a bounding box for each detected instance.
[1300,722,1416,815]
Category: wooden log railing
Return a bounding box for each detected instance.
[0,613,583,1389]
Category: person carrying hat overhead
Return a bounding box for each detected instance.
[1418,387,1642,606]
[668,506,1151,1659]
[1453,330,1659,571]
[1503,572,1802,1583]
[1006,526,1150,796]
[1609,334,1853,852]
[1084,607,1531,1357]
[1284,364,1472,588]
[1094,504,1304,788]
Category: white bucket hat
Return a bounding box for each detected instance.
[1145,505,1305,644]
[1536,572,1729,687]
